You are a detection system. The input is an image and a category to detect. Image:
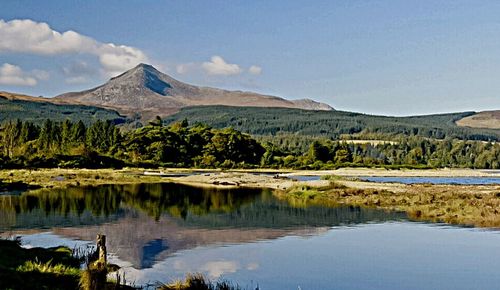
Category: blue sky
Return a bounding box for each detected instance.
[0,0,499,115]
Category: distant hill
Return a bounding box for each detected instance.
[165,106,500,141]
[0,91,126,125]
[55,64,333,120]
[456,110,500,129]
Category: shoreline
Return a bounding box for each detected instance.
[1,167,499,228]
[0,167,498,193]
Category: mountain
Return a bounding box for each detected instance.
[455,110,500,129]
[2,89,498,142]
[0,91,126,125]
[55,64,333,120]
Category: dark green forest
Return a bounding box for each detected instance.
[0,118,499,169]
[0,96,126,125]
[261,137,500,169]
[165,106,500,141]
[0,118,264,169]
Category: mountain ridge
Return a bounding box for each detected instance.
[55,63,333,119]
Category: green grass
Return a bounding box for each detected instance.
[16,259,81,276]
[0,238,81,289]
[159,273,243,290]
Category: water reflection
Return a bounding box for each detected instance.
[361,176,500,185]
[0,183,406,269]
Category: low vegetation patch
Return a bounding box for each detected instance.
[0,238,81,289]
[279,180,500,228]
[159,274,244,290]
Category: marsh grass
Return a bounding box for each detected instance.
[0,238,81,289]
[159,273,244,290]
[16,259,81,276]
[281,182,500,228]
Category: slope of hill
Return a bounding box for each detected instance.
[456,110,500,129]
[0,91,126,125]
[55,64,333,119]
[165,106,500,141]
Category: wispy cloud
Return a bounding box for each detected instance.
[248,65,262,75]
[62,60,98,84]
[0,63,48,86]
[176,62,197,75]
[200,260,239,279]
[0,19,149,77]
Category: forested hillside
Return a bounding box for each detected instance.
[0,119,498,169]
[0,95,126,125]
[165,106,500,141]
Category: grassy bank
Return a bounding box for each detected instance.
[0,168,167,192]
[0,238,81,289]
[0,238,243,290]
[278,180,500,228]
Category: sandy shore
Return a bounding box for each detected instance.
[1,167,498,192]
[164,172,330,190]
[164,167,500,192]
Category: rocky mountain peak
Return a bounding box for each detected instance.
[55,63,334,119]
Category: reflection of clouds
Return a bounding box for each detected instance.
[246,262,259,271]
[201,261,239,279]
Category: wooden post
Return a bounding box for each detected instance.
[96,234,107,264]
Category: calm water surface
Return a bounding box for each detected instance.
[1,183,500,289]
[361,176,500,185]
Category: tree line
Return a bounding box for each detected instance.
[261,137,500,169]
[0,118,499,169]
[0,118,264,169]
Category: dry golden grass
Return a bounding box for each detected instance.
[279,181,500,228]
[456,110,500,129]
[0,168,165,191]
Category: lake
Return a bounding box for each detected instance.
[288,175,500,185]
[1,183,500,289]
[360,176,500,185]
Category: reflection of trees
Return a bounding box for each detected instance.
[116,183,262,220]
[0,183,263,230]
[182,201,407,229]
[0,183,406,231]
[0,186,125,230]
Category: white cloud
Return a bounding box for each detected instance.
[179,57,259,77]
[248,65,262,75]
[0,19,149,77]
[202,56,242,76]
[0,63,40,86]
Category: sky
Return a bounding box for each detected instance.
[0,0,499,116]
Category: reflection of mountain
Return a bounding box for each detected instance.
[50,210,305,269]
[0,183,407,269]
